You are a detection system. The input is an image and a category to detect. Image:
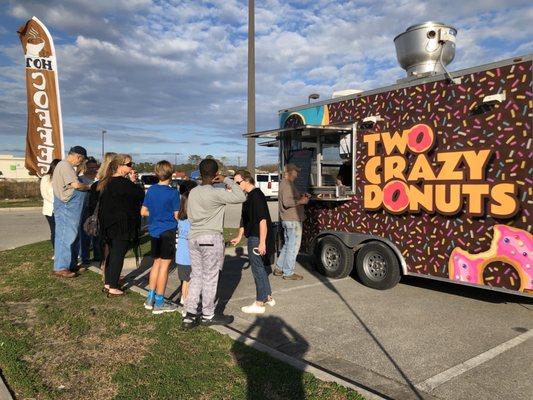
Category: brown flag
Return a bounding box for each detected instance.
[18,17,64,177]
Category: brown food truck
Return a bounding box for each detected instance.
[246,22,532,297]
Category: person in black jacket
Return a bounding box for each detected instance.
[230,170,276,314]
[88,152,117,266]
[97,154,144,296]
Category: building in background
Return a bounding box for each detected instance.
[0,155,37,181]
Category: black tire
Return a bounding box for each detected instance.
[355,241,401,290]
[314,236,354,279]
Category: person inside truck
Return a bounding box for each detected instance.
[336,159,352,187]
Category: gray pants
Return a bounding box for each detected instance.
[185,234,225,317]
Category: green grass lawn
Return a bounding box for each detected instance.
[0,240,364,400]
[0,197,43,208]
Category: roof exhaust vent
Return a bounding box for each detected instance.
[394,22,457,82]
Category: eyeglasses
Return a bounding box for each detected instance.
[234,180,243,185]
[123,162,133,167]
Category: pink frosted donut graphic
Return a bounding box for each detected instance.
[383,180,409,213]
[407,124,435,154]
[448,225,533,293]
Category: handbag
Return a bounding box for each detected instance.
[83,197,101,237]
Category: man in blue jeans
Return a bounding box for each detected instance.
[52,146,90,278]
[275,163,310,280]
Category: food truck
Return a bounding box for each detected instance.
[245,22,533,296]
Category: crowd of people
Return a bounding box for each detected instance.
[40,146,310,329]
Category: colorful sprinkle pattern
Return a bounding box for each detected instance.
[295,60,532,293]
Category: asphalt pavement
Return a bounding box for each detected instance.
[0,208,50,251]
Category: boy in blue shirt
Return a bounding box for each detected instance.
[141,160,180,314]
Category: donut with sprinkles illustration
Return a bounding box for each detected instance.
[448,225,533,292]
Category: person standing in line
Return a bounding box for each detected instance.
[230,170,276,314]
[88,152,117,267]
[141,160,180,314]
[78,156,99,268]
[98,154,144,296]
[182,159,246,329]
[275,163,310,281]
[40,158,61,253]
[175,180,198,312]
[52,146,90,278]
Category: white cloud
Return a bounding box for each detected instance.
[0,0,532,165]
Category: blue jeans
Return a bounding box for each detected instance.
[247,236,272,302]
[79,209,91,263]
[53,190,86,271]
[276,221,302,277]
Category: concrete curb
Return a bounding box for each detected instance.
[0,373,14,400]
[87,265,387,400]
[0,206,41,212]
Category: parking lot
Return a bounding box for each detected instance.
[216,252,533,400]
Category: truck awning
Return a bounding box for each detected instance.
[258,139,279,147]
[243,124,353,138]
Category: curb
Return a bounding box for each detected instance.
[87,265,386,400]
[0,206,41,212]
[0,373,14,400]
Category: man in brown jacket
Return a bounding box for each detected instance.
[274,163,310,280]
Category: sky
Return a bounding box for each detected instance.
[0,0,532,165]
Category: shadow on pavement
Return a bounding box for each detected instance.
[216,247,247,314]
[399,275,533,305]
[231,316,308,400]
[296,254,426,400]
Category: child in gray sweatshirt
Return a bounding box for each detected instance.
[182,159,246,329]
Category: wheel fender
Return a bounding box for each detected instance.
[313,231,407,275]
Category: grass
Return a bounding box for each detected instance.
[0,198,43,208]
[0,240,364,400]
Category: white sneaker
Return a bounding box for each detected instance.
[265,298,276,307]
[241,303,266,314]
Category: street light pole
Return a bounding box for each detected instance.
[246,0,255,173]
[101,129,106,159]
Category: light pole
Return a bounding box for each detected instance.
[101,129,106,159]
[247,0,255,173]
[308,93,320,104]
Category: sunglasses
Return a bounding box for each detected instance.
[234,180,243,185]
[123,162,133,167]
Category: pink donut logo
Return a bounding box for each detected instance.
[383,180,409,213]
[407,124,435,153]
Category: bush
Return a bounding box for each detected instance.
[0,181,40,199]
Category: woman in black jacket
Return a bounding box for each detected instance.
[97,154,144,296]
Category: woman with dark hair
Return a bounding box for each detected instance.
[98,154,144,296]
[40,159,61,251]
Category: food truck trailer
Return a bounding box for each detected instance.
[245,22,533,296]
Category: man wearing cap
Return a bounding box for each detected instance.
[52,146,90,277]
[275,163,310,280]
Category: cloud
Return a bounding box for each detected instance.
[0,0,532,166]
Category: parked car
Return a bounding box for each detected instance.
[255,173,279,199]
[170,179,184,191]
[139,173,158,191]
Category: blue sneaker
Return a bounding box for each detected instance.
[152,301,178,315]
[144,294,155,310]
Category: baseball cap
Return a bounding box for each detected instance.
[69,146,87,158]
[285,163,301,173]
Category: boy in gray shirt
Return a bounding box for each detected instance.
[182,158,246,329]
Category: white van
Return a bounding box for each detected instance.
[255,173,279,199]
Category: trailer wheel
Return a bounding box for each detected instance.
[355,242,400,290]
[315,236,354,279]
